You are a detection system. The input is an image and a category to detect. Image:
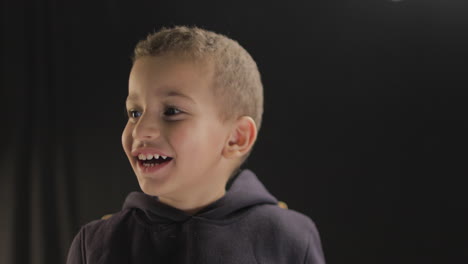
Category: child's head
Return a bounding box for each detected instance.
[133,26,263,133]
[121,26,263,211]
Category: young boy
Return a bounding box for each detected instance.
[67,26,325,264]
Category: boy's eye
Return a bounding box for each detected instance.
[164,107,182,116]
[128,110,142,118]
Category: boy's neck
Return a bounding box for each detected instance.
[158,187,227,216]
[156,164,239,215]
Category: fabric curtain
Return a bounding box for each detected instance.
[1,1,77,263]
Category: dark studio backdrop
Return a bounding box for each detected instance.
[1,0,467,263]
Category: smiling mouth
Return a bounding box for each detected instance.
[137,154,173,167]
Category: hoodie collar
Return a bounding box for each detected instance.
[122,169,278,223]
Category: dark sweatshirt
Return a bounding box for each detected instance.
[66,169,326,263]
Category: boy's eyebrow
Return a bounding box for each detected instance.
[165,90,196,103]
[126,89,196,104]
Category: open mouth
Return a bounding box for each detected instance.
[137,154,173,167]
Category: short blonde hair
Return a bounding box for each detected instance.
[133,26,263,166]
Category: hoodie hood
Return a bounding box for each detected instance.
[122,169,278,223]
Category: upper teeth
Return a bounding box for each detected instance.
[138,153,168,160]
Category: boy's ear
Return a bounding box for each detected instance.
[222,116,257,159]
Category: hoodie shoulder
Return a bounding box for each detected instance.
[244,204,326,264]
[82,208,134,235]
[66,209,135,264]
[256,203,319,235]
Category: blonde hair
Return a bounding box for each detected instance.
[133,26,263,166]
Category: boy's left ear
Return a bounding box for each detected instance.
[222,116,257,159]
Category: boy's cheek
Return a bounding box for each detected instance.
[121,125,133,154]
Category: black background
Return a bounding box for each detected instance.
[1,0,468,263]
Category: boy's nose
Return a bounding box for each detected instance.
[132,114,161,140]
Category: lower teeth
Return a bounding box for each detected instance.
[141,159,171,168]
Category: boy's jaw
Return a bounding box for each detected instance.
[131,147,174,177]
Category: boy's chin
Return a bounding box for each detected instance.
[136,175,175,197]
[138,181,164,197]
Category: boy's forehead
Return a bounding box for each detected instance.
[126,88,196,104]
[132,54,214,75]
[127,56,216,103]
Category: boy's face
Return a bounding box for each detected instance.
[122,55,234,203]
